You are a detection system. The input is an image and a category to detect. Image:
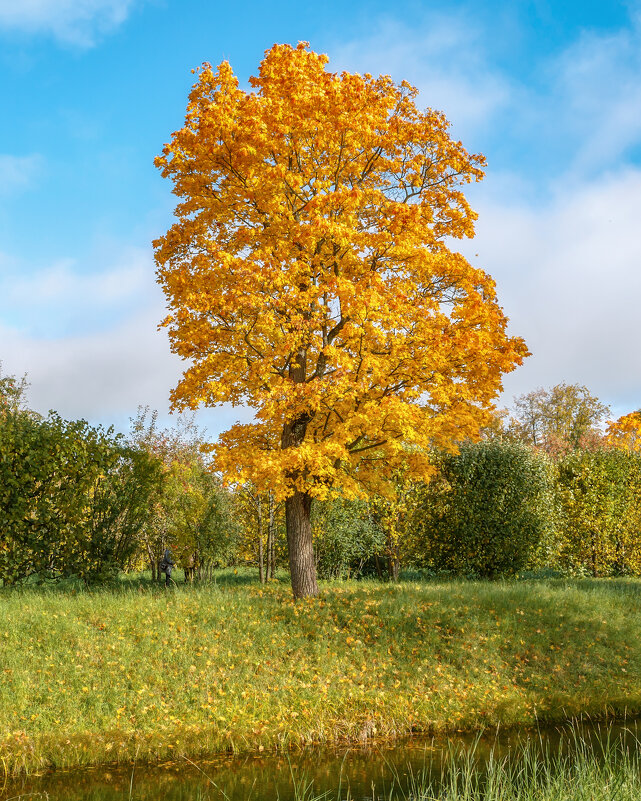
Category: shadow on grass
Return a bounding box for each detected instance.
[0,565,294,597]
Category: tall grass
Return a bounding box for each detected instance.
[387,727,641,801]
[1,571,641,776]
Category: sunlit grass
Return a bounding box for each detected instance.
[1,570,641,776]
[376,729,641,801]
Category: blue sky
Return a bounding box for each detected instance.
[1,0,640,436]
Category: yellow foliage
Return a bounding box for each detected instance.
[606,410,641,452]
[154,43,528,501]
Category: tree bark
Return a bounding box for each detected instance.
[375,554,383,580]
[257,495,265,584]
[387,532,400,582]
[145,542,157,582]
[268,490,275,580]
[281,405,319,598]
[285,490,318,598]
[387,554,400,582]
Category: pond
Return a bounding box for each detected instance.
[3,718,641,801]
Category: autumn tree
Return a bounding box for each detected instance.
[154,43,528,598]
[606,410,641,452]
[508,383,610,454]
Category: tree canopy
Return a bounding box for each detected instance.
[607,410,641,452]
[508,383,610,453]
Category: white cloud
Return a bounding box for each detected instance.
[0,154,42,195]
[0,246,151,337]
[0,308,250,436]
[459,167,641,413]
[546,17,641,174]
[1,307,171,417]
[329,9,641,183]
[328,15,511,143]
[0,0,137,46]
[0,245,251,437]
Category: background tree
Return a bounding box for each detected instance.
[606,410,641,452]
[312,495,384,580]
[129,407,237,580]
[154,43,528,597]
[235,486,282,582]
[508,383,610,454]
[0,366,30,415]
[368,468,420,581]
[162,457,237,579]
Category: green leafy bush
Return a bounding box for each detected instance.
[555,448,641,577]
[412,440,555,578]
[312,496,385,579]
[0,407,161,585]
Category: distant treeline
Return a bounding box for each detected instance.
[2,373,641,585]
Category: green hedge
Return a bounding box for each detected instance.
[555,448,641,576]
[0,408,161,585]
[410,441,555,578]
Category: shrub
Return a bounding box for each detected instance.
[555,448,641,576]
[0,408,161,585]
[411,440,555,578]
[312,496,385,579]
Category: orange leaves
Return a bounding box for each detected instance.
[154,43,527,501]
[606,411,641,452]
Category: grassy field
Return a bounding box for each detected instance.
[1,570,641,776]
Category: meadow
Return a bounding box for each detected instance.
[1,571,641,777]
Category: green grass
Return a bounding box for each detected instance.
[356,730,641,801]
[279,729,641,801]
[1,570,641,777]
[393,730,641,801]
[195,731,641,801]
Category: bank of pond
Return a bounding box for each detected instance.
[5,719,641,800]
[1,573,641,788]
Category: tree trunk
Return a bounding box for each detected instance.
[281,403,318,597]
[387,532,400,582]
[257,496,265,584]
[387,554,400,582]
[145,542,157,581]
[375,554,383,580]
[268,490,275,579]
[285,490,318,598]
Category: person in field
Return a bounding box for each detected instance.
[159,548,175,587]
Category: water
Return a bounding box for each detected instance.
[3,719,641,801]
